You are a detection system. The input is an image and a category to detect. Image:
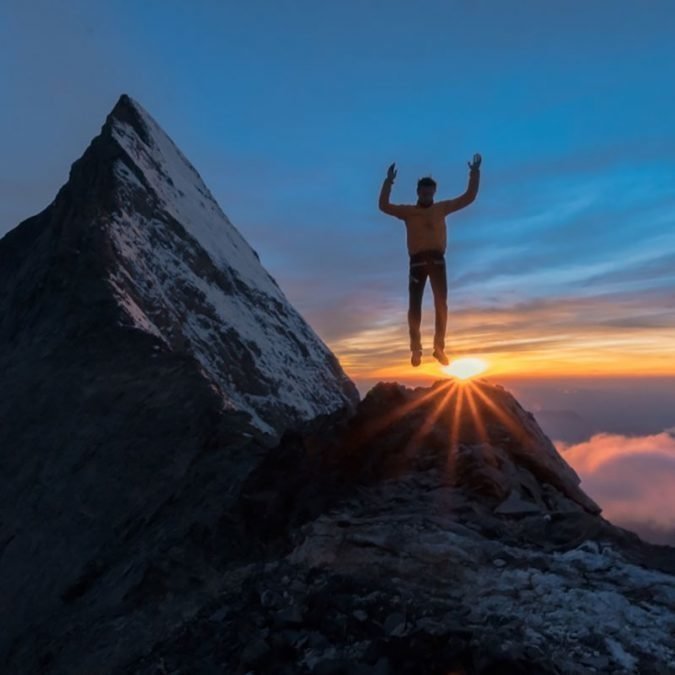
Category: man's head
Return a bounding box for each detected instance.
[416,176,436,206]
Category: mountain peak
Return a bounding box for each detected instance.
[0,94,359,436]
[102,92,282,299]
[107,93,151,142]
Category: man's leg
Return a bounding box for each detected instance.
[408,261,428,352]
[429,256,448,352]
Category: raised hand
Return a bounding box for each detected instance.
[386,162,397,182]
[467,153,482,170]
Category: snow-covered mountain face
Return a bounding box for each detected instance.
[101,94,358,433]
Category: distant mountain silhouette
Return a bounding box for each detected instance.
[531,408,595,443]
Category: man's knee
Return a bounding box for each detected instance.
[409,278,423,302]
[409,271,422,288]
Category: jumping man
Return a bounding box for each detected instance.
[378,154,481,367]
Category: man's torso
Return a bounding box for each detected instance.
[402,203,447,256]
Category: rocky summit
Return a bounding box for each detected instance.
[1,96,674,675]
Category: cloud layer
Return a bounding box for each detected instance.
[556,429,675,543]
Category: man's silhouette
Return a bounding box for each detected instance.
[378,154,481,367]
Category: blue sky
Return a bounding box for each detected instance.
[1,0,675,379]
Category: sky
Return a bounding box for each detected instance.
[2,1,675,540]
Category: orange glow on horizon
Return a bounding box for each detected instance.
[325,305,675,381]
[336,342,675,380]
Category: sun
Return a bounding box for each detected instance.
[442,357,488,381]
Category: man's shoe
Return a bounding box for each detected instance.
[411,350,422,367]
[432,348,449,365]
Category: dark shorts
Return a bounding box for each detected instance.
[409,249,445,267]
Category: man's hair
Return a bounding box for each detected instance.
[417,176,436,190]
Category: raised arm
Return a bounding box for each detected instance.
[437,153,482,216]
[378,162,412,219]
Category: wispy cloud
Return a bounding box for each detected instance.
[309,287,675,381]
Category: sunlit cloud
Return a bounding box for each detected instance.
[556,429,675,533]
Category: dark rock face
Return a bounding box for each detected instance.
[0,93,358,672]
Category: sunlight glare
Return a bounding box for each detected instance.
[442,357,488,380]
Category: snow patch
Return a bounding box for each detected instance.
[104,158,351,433]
